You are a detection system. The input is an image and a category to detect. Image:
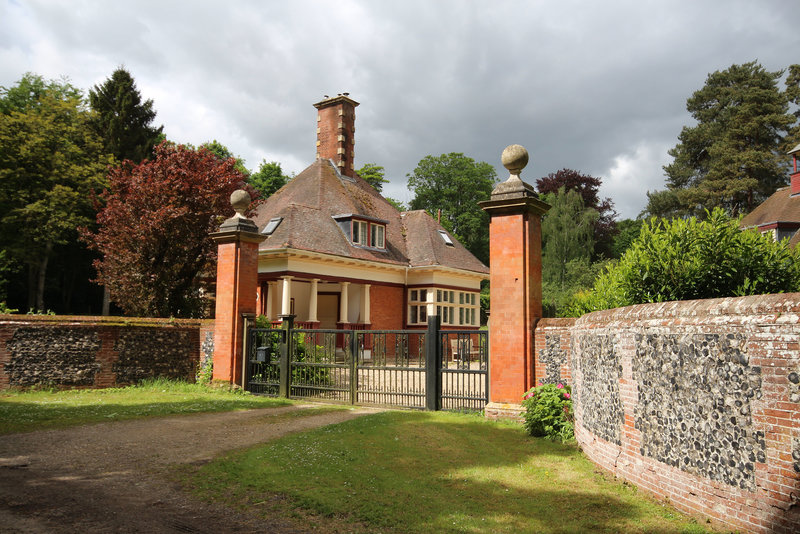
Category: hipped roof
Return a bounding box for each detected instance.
[740,186,800,229]
[251,158,489,275]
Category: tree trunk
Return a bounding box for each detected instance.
[35,242,53,312]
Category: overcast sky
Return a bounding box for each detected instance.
[2,0,798,218]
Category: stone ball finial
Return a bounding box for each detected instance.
[230,189,251,218]
[501,144,529,182]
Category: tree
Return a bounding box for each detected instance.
[536,168,617,258]
[407,153,496,264]
[784,64,800,152]
[201,140,250,177]
[248,160,289,198]
[609,218,644,259]
[85,142,249,317]
[357,162,389,192]
[0,73,111,311]
[567,209,800,316]
[652,61,798,217]
[540,188,600,316]
[89,67,163,163]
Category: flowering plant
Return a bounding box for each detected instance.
[521,383,574,442]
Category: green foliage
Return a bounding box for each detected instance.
[356,162,389,192]
[649,61,799,217]
[0,73,111,312]
[522,383,574,442]
[89,67,162,163]
[540,188,603,316]
[248,160,289,198]
[566,209,800,316]
[407,152,496,264]
[201,140,250,177]
[610,218,644,259]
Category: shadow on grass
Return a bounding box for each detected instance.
[191,411,710,534]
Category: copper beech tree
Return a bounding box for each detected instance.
[84,142,253,317]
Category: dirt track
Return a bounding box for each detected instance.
[0,405,379,533]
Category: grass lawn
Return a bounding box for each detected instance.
[185,411,714,534]
[0,378,291,434]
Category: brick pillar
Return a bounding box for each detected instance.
[210,190,266,386]
[480,145,549,420]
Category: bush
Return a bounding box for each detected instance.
[566,208,800,316]
[521,383,574,442]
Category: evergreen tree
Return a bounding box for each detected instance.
[652,61,798,217]
[89,67,163,163]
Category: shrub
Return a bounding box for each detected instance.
[566,208,800,316]
[521,383,574,442]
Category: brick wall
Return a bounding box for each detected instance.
[562,294,800,533]
[0,315,214,390]
[533,318,575,388]
[369,285,404,330]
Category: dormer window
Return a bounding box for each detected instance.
[333,213,388,250]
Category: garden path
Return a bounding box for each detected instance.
[0,404,380,533]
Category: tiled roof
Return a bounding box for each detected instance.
[251,159,489,275]
[401,210,489,274]
[740,187,800,228]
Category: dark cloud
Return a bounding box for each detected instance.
[2,0,798,217]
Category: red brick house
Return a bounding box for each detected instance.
[740,143,800,246]
[250,95,488,330]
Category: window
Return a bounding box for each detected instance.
[351,218,385,249]
[352,220,368,246]
[408,289,428,325]
[409,288,479,326]
[262,217,283,235]
[371,224,385,248]
[438,230,454,246]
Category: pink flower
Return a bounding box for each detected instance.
[557,383,564,389]
[523,391,534,400]
[564,393,571,399]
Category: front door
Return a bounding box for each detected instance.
[317,294,339,329]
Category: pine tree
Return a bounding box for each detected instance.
[657,61,798,217]
[89,67,163,163]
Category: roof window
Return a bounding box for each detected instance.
[438,230,454,246]
[262,217,283,235]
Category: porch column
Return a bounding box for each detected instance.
[265,281,276,320]
[361,284,371,324]
[281,276,293,315]
[479,145,549,420]
[339,281,350,324]
[210,190,266,386]
[308,278,319,322]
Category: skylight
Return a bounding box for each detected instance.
[262,217,283,235]
[438,230,454,246]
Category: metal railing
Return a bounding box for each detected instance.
[245,316,488,411]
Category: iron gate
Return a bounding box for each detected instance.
[245,321,488,411]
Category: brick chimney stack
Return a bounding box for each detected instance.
[313,94,359,178]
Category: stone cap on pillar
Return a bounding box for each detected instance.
[479,144,550,216]
[211,189,267,244]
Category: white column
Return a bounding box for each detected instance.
[281,276,293,316]
[426,288,436,318]
[308,279,319,322]
[361,284,371,324]
[265,281,275,320]
[339,281,350,323]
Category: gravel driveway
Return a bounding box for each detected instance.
[0,404,379,533]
